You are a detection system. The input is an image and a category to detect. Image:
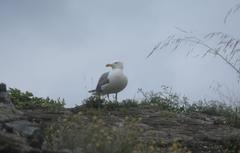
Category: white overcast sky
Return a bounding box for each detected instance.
[0,0,240,107]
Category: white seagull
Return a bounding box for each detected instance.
[89,61,128,101]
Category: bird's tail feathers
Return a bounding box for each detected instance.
[88,89,96,93]
[89,90,100,96]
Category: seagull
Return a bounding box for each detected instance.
[89,61,128,101]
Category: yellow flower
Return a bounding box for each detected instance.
[107,136,112,141]
[100,129,105,133]
[92,116,97,120]
[149,145,155,152]
[95,143,100,148]
[112,127,117,132]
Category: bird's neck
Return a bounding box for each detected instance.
[112,68,123,72]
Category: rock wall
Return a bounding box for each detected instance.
[0,83,67,153]
[0,82,240,153]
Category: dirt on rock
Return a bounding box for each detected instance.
[0,83,240,153]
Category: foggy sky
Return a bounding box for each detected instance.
[0,0,240,107]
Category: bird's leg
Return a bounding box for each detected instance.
[115,93,118,101]
[112,94,114,101]
[98,94,101,110]
[107,94,110,101]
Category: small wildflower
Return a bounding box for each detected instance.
[95,143,100,148]
[149,145,155,151]
[92,116,97,120]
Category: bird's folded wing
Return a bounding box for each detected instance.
[96,72,110,92]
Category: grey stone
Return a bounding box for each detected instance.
[0,130,33,153]
[4,120,44,148]
[0,83,7,92]
[0,83,12,104]
[5,120,39,137]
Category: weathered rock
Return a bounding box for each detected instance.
[0,130,33,153]
[89,107,240,152]
[0,83,7,93]
[1,82,240,153]
[3,120,44,148]
[0,83,11,104]
[0,83,46,152]
[0,83,22,117]
[136,109,240,152]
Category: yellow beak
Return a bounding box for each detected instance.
[106,64,112,67]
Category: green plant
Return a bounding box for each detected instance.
[138,87,189,112]
[186,100,240,127]
[45,113,189,153]
[83,87,240,127]
[8,88,65,110]
[82,96,139,111]
[222,135,240,153]
[82,96,106,109]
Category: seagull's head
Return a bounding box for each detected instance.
[106,61,124,70]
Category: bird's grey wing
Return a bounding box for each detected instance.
[96,72,110,92]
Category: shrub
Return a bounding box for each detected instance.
[45,113,189,153]
[8,88,65,110]
[186,100,240,127]
[82,96,140,111]
[137,88,189,113]
[84,87,240,127]
[82,96,106,109]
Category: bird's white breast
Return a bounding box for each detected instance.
[101,69,128,94]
